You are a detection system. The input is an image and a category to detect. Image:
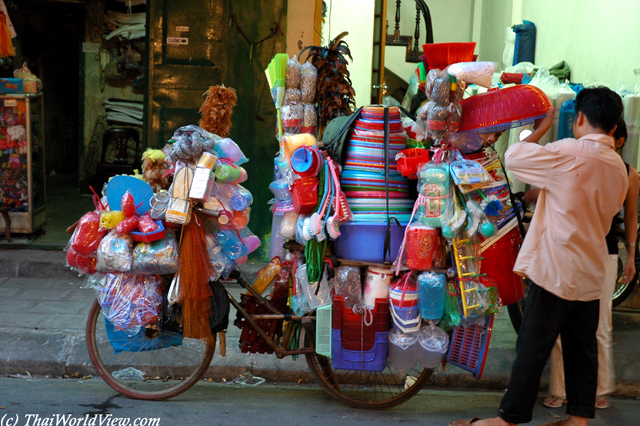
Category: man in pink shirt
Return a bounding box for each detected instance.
[451,87,627,426]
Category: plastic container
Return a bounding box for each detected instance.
[363,266,392,307]
[130,221,166,243]
[458,85,553,133]
[557,99,576,140]
[270,209,287,261]
[388,328,419,371]
[290,177,318,214]
[332,221,407,263]
[416,325,449,368]
[332,295,389,352]
[231,208,250,230]
[404,222,439,270]
[416,272,447,321]
[216,229,249,259]
[331,329,388,372]
[479,227,524,305]
[251,259,282,294]
[229,185,253,211]
[396,148,431,179]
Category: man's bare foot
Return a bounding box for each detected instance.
[471,418,514,426]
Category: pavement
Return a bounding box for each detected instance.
[1,248,640,398]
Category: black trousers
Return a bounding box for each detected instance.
[498,283,599,423]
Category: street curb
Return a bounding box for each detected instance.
[0,249,78,279]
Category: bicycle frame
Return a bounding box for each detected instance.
[228,271,317,359]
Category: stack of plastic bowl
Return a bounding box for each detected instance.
[333,106,413,263]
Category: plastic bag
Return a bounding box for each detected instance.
[283,88,302,105]
[447,62,497,89]
[528,67,560,100]
[96,232,134,272]
[296,263,333,311]
[131,233,179,275]
[71,211,107,256]
[105,274,164,336]
[286,55,301,89]
[66,247,97,275]
[13,62,43,92]
[332,266,362,308]
[300,62,317,103]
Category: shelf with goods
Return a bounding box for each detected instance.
[0,93,46,234]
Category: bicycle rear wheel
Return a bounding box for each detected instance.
[86,300,215,400]
[304,330,433,409]
[613,233,639,307]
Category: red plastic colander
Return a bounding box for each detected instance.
[422,42,476,70]
[458,85,553,133]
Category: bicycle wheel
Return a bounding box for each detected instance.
[304,327,433,409]
[613,233,639,307]
[86,299,215,400]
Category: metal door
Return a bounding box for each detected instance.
[145,0,229,149]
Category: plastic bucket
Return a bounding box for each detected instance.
[480,227,524,305]
[363,266,392,307]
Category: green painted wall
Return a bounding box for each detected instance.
[226,1,288,259]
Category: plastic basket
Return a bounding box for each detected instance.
[396,148,431,179]
[446,314,494,379]
[315,304,332,357]
[291,177,318,214]
[458,85,552,133]
[422,42,476,70]
[331,329,389,372]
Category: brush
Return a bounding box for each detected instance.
[265,53,288,140]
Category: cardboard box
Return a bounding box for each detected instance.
[22,80,37,94]
[0,78,23,94]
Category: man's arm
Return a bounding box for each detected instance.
[522,107,555,143]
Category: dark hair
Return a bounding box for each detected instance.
[575,87,623,133]
[613,117,628,142]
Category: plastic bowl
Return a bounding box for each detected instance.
[130,220,165,243]
[458,85,553,133]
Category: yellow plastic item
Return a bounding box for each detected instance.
[251,258,283,295]
[452,237,481,318]
[100,210,126,229]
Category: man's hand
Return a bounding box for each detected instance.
[533,107,555,134]
[523,107,555,143]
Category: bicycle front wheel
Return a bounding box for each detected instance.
[305,333,432,409]
[86,300,215,400]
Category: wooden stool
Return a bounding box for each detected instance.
[0,206,12,242]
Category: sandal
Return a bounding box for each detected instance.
[595,396,610,409]
[543,395,566,408]
[449,418,479,426]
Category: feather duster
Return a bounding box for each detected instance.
[199,85,237,137]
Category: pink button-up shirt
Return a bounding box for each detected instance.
[505,134,627,301]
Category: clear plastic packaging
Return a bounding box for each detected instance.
[212,137,248,166]
[332,266,362,308]
[416,271,447,322]
[284,88,302,105]
[447,62,497,89]
[286,55,301,88]
[96,232,134,272]
[281,103,303,134]
[131,233,179,275]
[388,327,420,371]
[102,273,164,336]
[279,210,299,239]
[301,103,317,135]
[416,324,449,368]
[417,161,451,228]
[296,263,333,311]
[300,62,317,103]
